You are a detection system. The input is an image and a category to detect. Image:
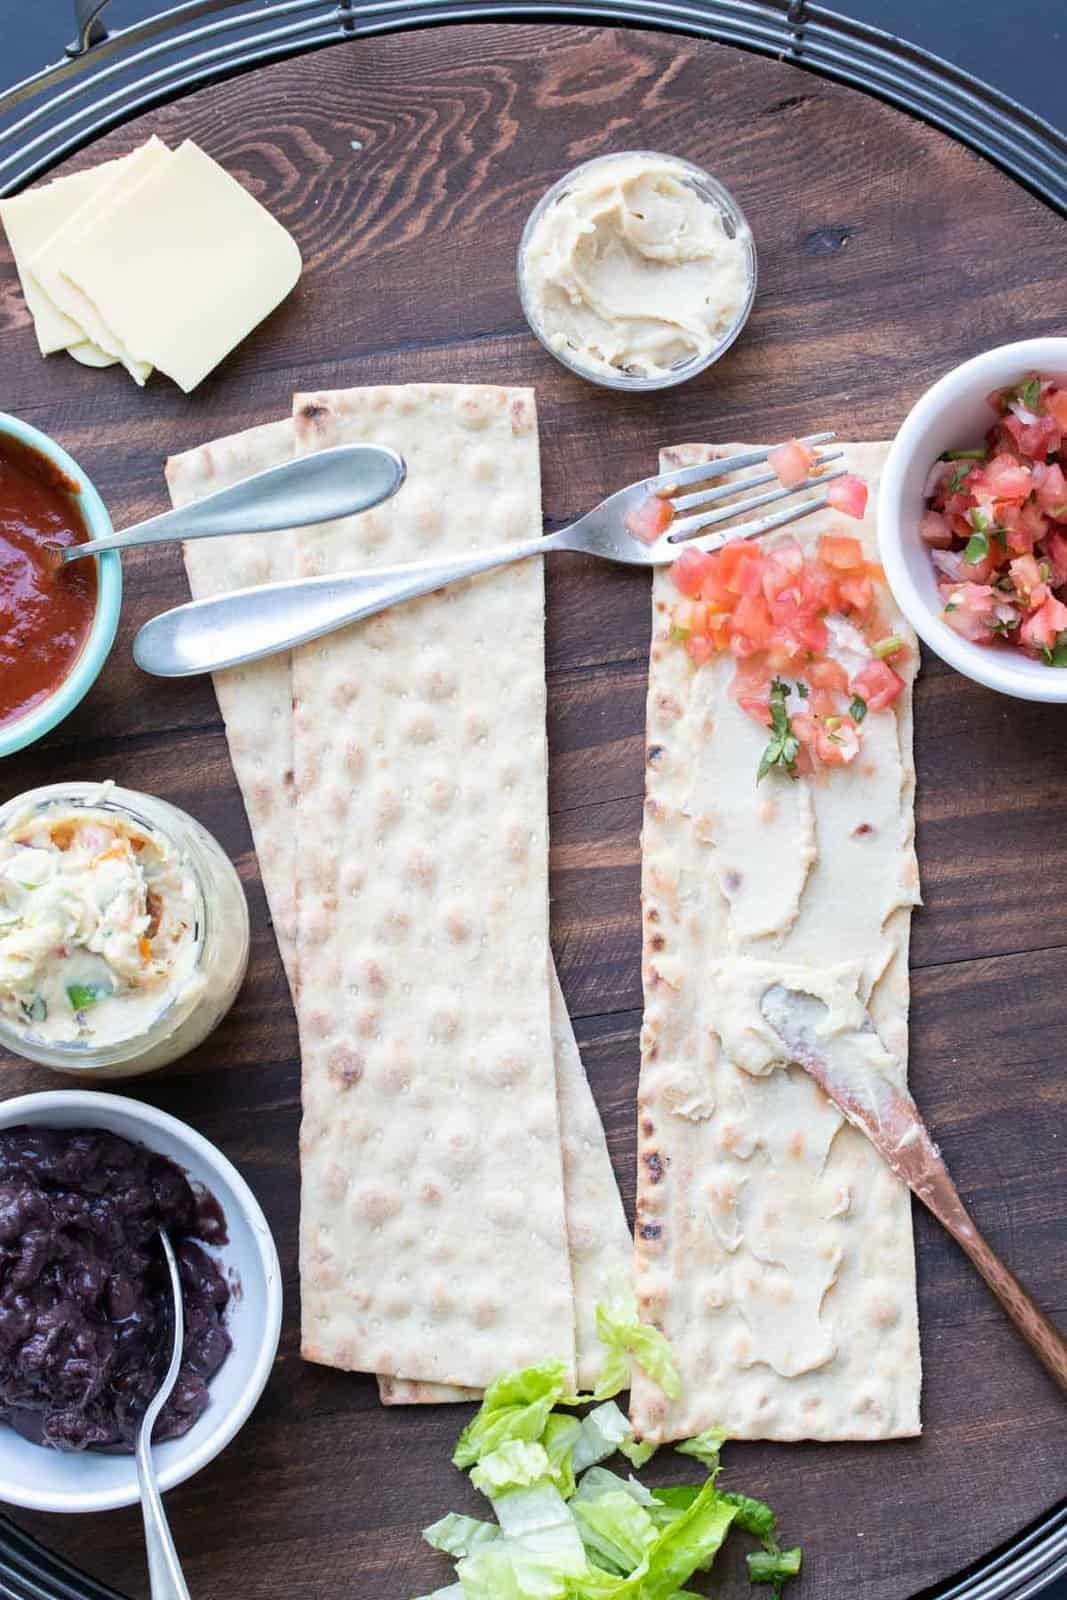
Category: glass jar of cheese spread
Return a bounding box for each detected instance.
[0,782,249,1077]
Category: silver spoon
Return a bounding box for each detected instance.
[136,1229,191,1600]
[47,444,405,568]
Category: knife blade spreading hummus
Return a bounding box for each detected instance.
[520,154,752,381]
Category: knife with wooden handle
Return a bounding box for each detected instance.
[760,983,1067,1395]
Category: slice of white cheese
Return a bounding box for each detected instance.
[28,136,172,385]
[67,341,119,368]
[0,153,134,353]
[56,139,303,393]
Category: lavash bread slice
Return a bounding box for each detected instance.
[380,963,633,1403]
[165,419,299,978]
[631,442,922,1445]
[292,384,577,1388]
[166,405,629,1401]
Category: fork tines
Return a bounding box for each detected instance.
[652,433,846,551]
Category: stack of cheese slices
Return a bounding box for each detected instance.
[0,136,301,392]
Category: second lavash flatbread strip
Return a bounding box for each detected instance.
[165,418,299,977]
[382,961,633,1402]
[166,408,631,1399]
[292,384,577,1389]
[631,442,922,1445]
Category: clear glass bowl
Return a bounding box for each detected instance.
[517,151,758,392]
[0,783,249,1078]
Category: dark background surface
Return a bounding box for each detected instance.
[1,3,1064,1599]
[1,0,1066,135]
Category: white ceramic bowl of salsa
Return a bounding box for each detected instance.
[878,337,1067,703]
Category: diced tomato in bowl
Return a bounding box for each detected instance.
[919,371,1067,669]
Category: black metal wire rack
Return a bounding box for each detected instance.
[1,0,1067,208]
[0,2,1064,1596]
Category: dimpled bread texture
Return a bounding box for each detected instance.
[379,963,633,1403]
[631,443,922,1444]
[292,384,577,1388]
[166,419,300,977]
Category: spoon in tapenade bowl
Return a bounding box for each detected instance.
[136,1230,192,1600]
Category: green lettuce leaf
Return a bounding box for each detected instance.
[748,1545,802,1592]
[674,1427,726,1475]
[458,1484,587,1599]
[617,1436,657,1470]
[423,1514,500,1558]
[543,1413,581,1501]
[572,1468,654,1509]
[591,1297,681,1403]
[470,1442,556,1498]
[571,1490,659,1576]
[572,1402,632,1473]
[454,1361,569,1469]
[720,1491,777,1548]
[568,1481,737,1598]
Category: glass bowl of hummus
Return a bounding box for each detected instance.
[0,782,250,1078]
[518,151,757,391]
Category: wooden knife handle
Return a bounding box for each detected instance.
[930,1187,1067,1395]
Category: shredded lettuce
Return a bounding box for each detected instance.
[721,1490,778,1548]
[618,1436,657,1470]
[423,1514,500,1558]
[572,1468,654,1509]
[458,1484,587,1599]
[543,1413,581,1501]
[572,1481,737,1598]
[454,1361,569,1469]
[674,1427,726,1474]
[591,1297,681,1403]
[572,1402,632,1473]
[411,1317,803,1600]
[571,1490,659,1576]
[748,1545,802,1591]
[470,1441,557,1498]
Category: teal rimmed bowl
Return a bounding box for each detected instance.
[0,414,122,757]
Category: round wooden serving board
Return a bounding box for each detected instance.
[0,21,1064,1600]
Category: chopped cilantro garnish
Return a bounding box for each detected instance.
[1019,376,1041,410]
[963,531,989,565]
[939,448,987,463]
[1042,629,1067,668]
[796,681,809,698]
[849,694,867,722]
[757,679,800,784]
[21,995,47,1024]
[947,462,974,493]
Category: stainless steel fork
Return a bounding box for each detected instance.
[133,434,845,677]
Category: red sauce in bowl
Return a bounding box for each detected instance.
[0,434,98,730]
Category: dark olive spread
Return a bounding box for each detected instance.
[0,1126,232,1452]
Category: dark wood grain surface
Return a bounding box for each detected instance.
[0,22,1065,1600]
